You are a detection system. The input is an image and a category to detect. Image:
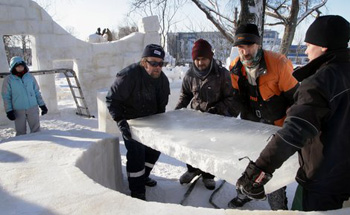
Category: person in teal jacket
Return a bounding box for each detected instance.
[1,56,48,136]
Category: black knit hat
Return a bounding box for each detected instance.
[305,15,350,50]
[192,39,214,60]
[142,44,165,59]
[233,24,261,46]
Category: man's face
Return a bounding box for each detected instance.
[144,57,164,78]
[305,42,327,62]
[194,57,211,71]
[15,65,25,73]
[237,43,259,62]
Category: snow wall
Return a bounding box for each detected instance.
[0,0,160,125]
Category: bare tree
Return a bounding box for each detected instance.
[129,0,187,47]
[266,0,327,54]
[190,0,265,44]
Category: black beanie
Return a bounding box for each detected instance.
[192,39,214,60]
[305,15,350,50]
[142,44,165,59]
[234,24,261,46]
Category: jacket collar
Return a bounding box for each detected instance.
[293,48,350,82]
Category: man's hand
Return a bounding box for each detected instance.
[117,120,132,140]
[6,110,16,121]
[236,161,272,200]
[39,105,48,115]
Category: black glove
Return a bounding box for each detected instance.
[236,161,272,200]
[117,120,132,140]
[39,105,48,115]
[207,106,218,114]
[6,110,16,121]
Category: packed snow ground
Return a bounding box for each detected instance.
[1,74,349,214]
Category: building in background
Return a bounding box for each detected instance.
[167,29,282,65]
[166,32,231,65]
[286,45,308,65]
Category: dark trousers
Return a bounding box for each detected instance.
[124,138,160,193]
[187,164,214,179]
[292,185,350,211]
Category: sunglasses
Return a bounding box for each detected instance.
[146,60,165,67]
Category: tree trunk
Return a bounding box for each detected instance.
[238,0,265,40]
[279,0,299,55]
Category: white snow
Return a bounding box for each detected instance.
[1,75,350,214]
[1,0,350,214]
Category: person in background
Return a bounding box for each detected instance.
[2,56,48,136]
[227,24,299,210]
[106,44,170,201]
[96,27,102,35]
[176,39,238,190]
[235,15,350,212]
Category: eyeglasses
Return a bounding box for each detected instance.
[146,60,164,67]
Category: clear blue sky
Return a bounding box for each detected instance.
[34,0,350,44]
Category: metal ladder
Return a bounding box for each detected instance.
[0,68,94,118]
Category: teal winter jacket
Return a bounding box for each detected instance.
[1,57,45,112]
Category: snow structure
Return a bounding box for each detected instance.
[86,33,107,43]
[1,1,350,214]
[0,0,160,125]
[128,109,298,194]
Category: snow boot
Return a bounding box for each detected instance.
[179,170,201,184]
[145,177,157,187]
[202,178,216,190]
[228,193,252,208]
[131,192,146,200]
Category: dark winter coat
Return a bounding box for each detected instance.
[106,62,170,122]
[175,60,238,116]
[229,50,299,126]
[256,49,350,195]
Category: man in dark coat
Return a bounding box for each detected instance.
[235,15,350,211]
[106,44,170,200]
[176,39,238,190]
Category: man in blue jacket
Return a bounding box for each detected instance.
[106,44,170,200]
[2,56,48,136]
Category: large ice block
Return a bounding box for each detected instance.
[129,109,299,193]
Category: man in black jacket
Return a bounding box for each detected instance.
[235,15,350,211]
[106,44,170,200]
[176,39,238,190]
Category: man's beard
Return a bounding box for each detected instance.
[240,48,261,68]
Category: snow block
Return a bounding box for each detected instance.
[138,15,160,33]
[129,109,299,194]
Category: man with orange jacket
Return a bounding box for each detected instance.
[228,24,299,210]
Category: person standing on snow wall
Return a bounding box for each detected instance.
[175,39,239,190]
[235,15,350,212]
[1,56,48,136]
[106,44,170,201]
[227,24,299,210]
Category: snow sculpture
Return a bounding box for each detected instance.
[0,0,160,125]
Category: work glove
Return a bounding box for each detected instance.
[117,119,132,140]
[236,161,272,200]
[39,105,48,115]
[6,110,16,121]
